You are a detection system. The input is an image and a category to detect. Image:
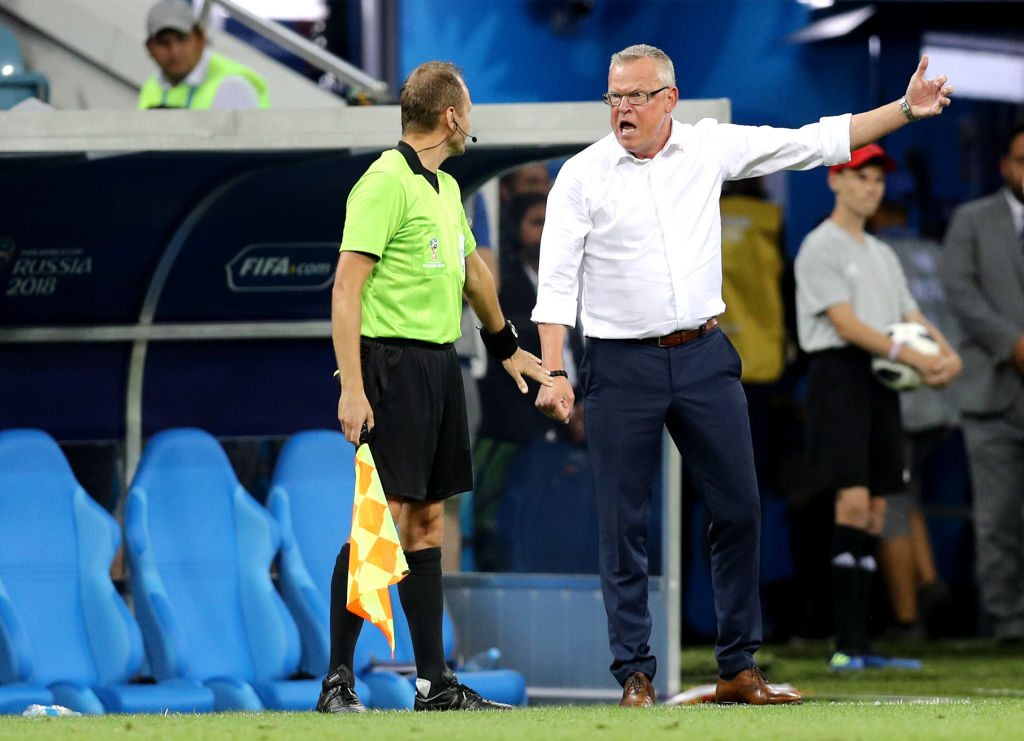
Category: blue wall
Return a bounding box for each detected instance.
[397,0,979,255]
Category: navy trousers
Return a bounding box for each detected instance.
[582,328,762,683]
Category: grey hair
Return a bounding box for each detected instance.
[609,44,675,86]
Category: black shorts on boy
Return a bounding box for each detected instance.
[804,347,906,498]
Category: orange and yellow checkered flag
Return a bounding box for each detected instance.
[346,442,409,656]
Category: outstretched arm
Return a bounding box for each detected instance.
[850,55,953,150]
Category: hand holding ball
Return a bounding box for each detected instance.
[871,322,940,391]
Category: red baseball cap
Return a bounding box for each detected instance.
[829,143,897,175]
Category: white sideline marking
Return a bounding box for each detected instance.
[808,695,970,705]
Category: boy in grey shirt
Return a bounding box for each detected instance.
[795,144,961,670]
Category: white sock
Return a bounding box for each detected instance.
[831,551,856,568]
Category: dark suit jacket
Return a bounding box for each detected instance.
[940,191,1024,415]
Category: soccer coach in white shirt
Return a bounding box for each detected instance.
[532,43,952,707]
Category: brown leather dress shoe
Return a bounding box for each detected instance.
[715,666,801,705]
[619,672,656,707]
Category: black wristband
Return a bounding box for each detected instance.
[479,320,519,360]
[549,369,569,378]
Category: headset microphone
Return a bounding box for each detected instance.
[417,117,477,154]
[452,117,478,143]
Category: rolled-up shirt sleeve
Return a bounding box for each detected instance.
[532,165,590,327]
[717,113,852,180]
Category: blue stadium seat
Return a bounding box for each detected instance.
[0,26,50,109]
[261,431,376,704]
[124,428,327,711]
[267,429,527,708]
[0,429,213,715]
[0,574,54,714]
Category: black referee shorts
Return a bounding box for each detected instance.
[804,347,907,498]
[360,336,473,502]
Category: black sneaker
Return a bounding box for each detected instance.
[414,668,514,711]
[316,665,367,713]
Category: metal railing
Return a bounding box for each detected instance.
[198,0,391,102]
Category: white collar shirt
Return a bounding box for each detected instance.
[1003,187,1024,238]
[532,114,852,339]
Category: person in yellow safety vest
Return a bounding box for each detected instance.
[139,0,270,110]
[719,179,786,385]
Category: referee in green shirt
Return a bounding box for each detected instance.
[318,61,551,714]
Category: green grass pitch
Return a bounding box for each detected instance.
[3,641,1023,741]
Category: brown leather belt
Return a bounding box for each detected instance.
[623,317,719,347]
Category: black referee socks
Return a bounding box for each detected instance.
[328,543,364,674]
[398,547,448,689]
[832,525,867,656]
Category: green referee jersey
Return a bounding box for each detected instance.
[340,142,476,344]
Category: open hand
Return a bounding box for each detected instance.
[905,55,953,119]
[501,348,553,394]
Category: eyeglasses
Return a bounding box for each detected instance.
[601,86,670,106]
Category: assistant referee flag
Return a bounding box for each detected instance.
[347,443,409,656]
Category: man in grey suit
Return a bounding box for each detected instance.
[940,122,1024,642]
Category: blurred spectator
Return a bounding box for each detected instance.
[473,191,584,571]
[939,122,1024,643]
[497,163,553,250]
[795,145,961,670]
[499,163,552,201]
[719,177,806,639]
[719,177,787,489]
[139,0,270,110]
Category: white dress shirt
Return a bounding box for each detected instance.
[1003,187,1024,239]
[532,115,852,339]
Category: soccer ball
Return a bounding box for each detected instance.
[870,322,940,391]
